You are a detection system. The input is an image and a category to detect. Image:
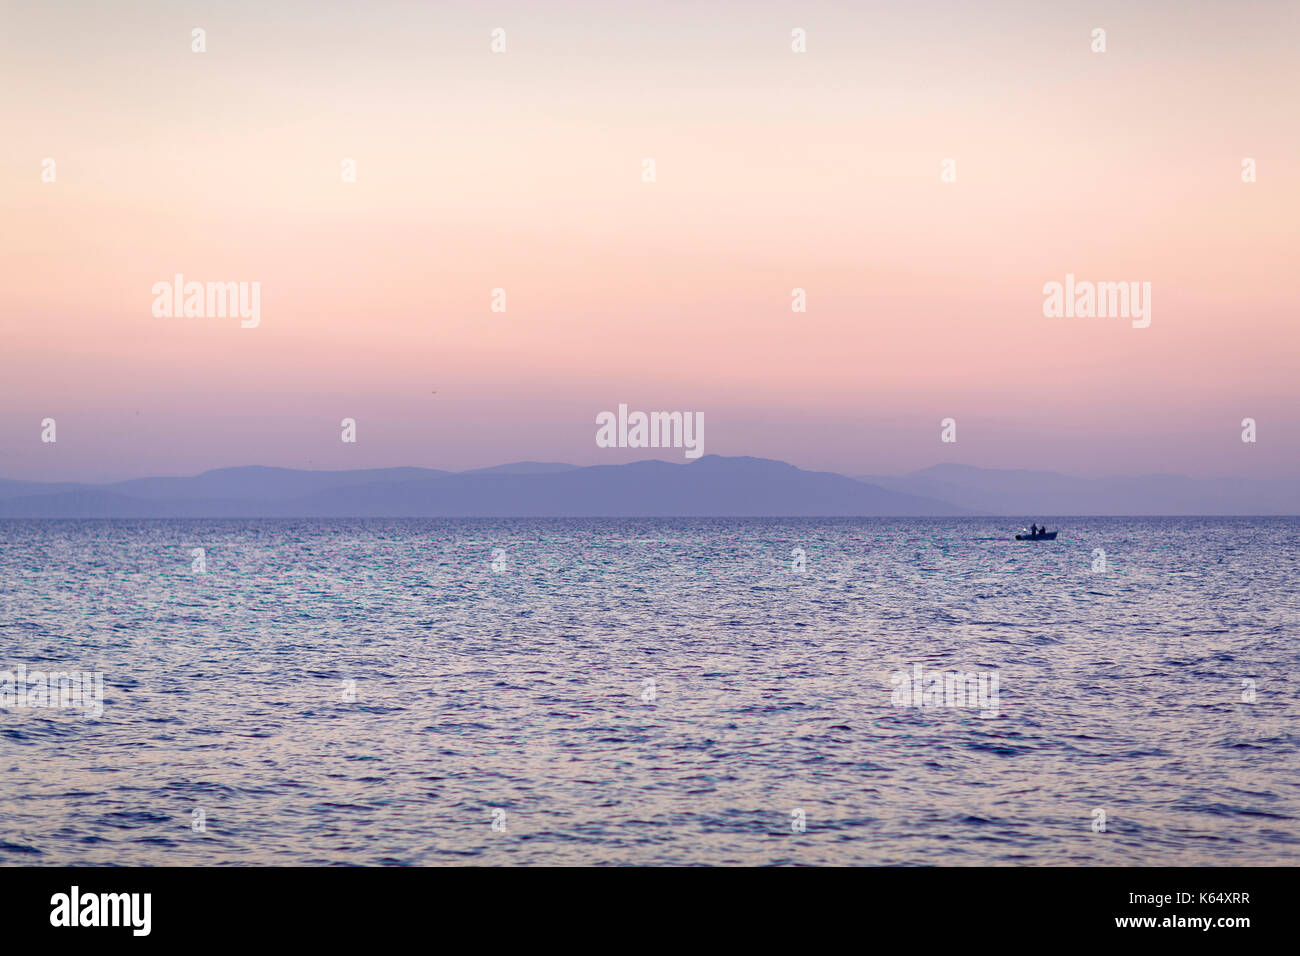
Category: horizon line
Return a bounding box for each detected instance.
[6,455,1300,486]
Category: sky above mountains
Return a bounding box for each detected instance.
[3,1,1297,482]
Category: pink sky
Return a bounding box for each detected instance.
[3,1,1298,481]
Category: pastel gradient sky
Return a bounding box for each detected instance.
[3,0,1298,481]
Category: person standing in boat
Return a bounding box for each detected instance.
[1029,523,1038,535]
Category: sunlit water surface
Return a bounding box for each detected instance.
[1,518,1296,865]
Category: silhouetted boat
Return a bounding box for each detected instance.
[1015,530,1058,541]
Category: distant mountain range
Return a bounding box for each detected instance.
[856,463,1300,516]
[0,457,961,518]
[0,458,1292,517]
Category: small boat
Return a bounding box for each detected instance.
[1015,530,1057,541]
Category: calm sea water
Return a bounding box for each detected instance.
[1,517,1296,866]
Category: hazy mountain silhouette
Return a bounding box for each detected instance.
[5,459,1292,517]
[458,462,581,475]
[0,456,964,517]
[857,463,1300,515]
[106,465,449,500]
[0,478,89,499]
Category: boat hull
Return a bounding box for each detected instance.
[1015,532,1058,541]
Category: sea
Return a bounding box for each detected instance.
[1,517,1296,865]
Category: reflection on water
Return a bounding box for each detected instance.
[1,517,1297,865]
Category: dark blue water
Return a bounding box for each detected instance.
[1,517,1296,864]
